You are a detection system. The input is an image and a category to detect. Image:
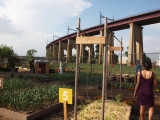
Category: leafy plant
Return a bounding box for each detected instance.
[115,94,122,103]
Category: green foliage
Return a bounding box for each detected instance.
[91,57,96,64]
[0,78,68,112]
[0,68,10,72]
[115,94,122,103]
[26,49,37,61]
[112,54,118,64]
[72,55,76,62]
[0,44,18,67]
[115,82,133,89]
[29,59,34,69]
[125,47,129,57]
[0,44,14,58]
[8,55,18,67]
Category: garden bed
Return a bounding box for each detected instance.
[0,78,69,119]
[0,103,62,120]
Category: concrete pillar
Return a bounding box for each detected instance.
[53,44,58,62]
[136,42,140,60]
[79,44,85,63]
[88,44,94,64]
[107,32,112,65]
[139,28,143,65]
[98,44,102,64]
[98,30,104,64]
[127,23,143,66]
[58,42,62,63]
[46,47,50,59]
[67,39,72,63]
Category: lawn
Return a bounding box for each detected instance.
[53,63,160,81]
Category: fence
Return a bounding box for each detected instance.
[50,52,160,119]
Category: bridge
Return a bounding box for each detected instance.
[46,9,160,65]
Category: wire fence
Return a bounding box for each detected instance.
[49,52,160,119]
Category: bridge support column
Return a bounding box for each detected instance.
[98,30,104,64]
[53,44,58,62]
[127,23,143,66]
[46,47,50,59]
[88,44,94,64]
[107,32,114,65]
[67,39,72,63]
[79,44,85,63]
[67,39,75,63]
[58,42,64,63]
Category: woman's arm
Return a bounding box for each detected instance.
[134,72,140,97]
[154,73,157,87]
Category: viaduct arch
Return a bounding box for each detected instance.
[46,9,160,65]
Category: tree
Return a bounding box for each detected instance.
[26,49,37,61]
[0,44,14,58]
[26,49,37,69]
[125,47,129,57]
[0,44,18,68]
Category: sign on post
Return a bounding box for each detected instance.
[76,36,106,44]
[59,88,72,104]
[0,78,4,89]
[59,88,72,120]
[108,47,123,51]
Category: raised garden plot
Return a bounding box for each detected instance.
[0,78,69,120]
[72,100,131,120]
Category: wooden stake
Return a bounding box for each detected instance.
[64,100,67,120]
[102,17,107,120]
[74,18,80,120]
[120,38,122,91]
[0,78,4,89]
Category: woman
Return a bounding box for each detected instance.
[134,61,157,120]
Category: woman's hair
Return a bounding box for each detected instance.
[144,61,152,70]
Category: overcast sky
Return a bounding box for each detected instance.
[0,0,160,57]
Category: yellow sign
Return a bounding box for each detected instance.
[59,88,72,104]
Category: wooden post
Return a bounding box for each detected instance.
[74,18,80,120]
[101,17,107,120]
[64,100,67,120]
[111,52,112,73]
[120,38,122,91]
[0,78,4,89]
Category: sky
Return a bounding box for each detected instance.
[0,0,160,57]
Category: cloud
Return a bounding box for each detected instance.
[0,0,92,56]
[0,16,22,34]
[0,0,91,33]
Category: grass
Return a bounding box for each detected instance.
[53,63,160,82]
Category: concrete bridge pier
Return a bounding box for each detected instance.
[53,44,58,62]
[88,44,94,64]
[58,42,65,63]
[79,44,86,63]
[98,30,114,64]
[98,30,104,64]
[66,39,75,63]
[127,23,143,66]
[107,32,114,65]
[46,45,53,60]
[46,47,50,60]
